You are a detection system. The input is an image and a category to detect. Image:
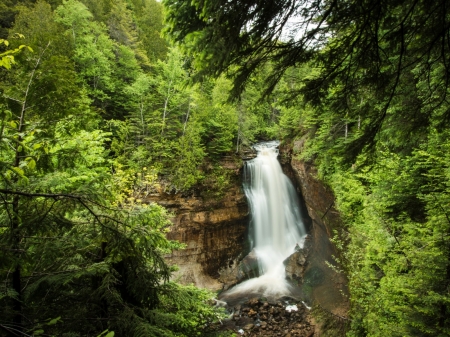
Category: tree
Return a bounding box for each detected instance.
[131,0,168,62]
[0,1,38,39]
[55,0,116,103]
[163,0,450,158]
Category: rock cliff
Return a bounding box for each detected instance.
[280,140,349,316]
[146,143,349,319]
[146,158,249,291]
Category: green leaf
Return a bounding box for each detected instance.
[96,330,114,337]
[12,167,25,177]
[47,316,61,325]
[27,159,36,170]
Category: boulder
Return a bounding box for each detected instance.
[243,323,254,330]
[237,248,261,281]
[218,248,262,289]
[283,248,308,282]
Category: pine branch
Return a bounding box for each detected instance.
[0,189,130,231]
[0,189,85,200]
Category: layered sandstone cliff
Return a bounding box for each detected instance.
[146,158,249,291]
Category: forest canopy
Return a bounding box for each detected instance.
[165,0,450,159]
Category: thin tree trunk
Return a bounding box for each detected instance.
[139,98,145,142]
[10,43,49,330]
[358,97,363,130]
[161,78,173,136]
[236,104,243,153]
[183,96,191,136]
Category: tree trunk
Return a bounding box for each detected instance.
[8,43,48,331]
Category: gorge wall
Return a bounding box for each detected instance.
[279,141,341,241]
[147,143,349,318]
[146,157,249,291]
[280,140,349,315]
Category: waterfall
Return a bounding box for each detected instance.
[244,141,306,268]
[223,141,307,299]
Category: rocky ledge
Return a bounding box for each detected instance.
[209,297,316,337]
[219,237,311,291]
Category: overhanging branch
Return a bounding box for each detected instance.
[0,189,128,229]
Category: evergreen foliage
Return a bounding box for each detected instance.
[0,1,232,336]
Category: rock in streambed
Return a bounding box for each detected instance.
[208,297,316,337]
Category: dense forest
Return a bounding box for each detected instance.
[0,0,278,336]
[1,0,450,336]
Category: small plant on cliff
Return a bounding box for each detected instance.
[201,164,234,199]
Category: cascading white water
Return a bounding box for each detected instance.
[223,141,307,299]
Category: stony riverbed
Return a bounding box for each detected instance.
[209,297,316,337]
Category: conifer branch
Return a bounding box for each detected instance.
[0,189,88,200]
[0,189,129,229]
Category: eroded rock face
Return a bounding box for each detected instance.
[280,141,350,316]
[282,142,340,236]
[146,160,249,291]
